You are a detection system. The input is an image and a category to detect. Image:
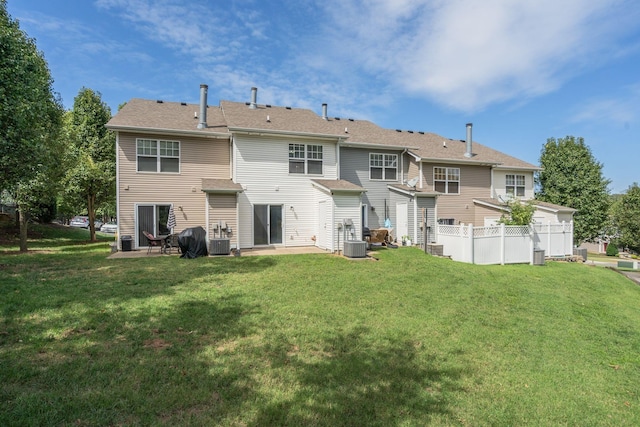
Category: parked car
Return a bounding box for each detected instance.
[70,216,90,228]
[100,222,118,233]
[70,216,103,230]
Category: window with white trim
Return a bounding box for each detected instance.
[506,174,525,197]
[369,153,397,180]
[433,167,460,194]
[289,143,323,174]
[136,139,180,173]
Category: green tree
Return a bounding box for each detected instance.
[611,183,640,253]
[498,199,536,225]
[1,0,64,251]
[62,88,115,241]
[536,136,610,245]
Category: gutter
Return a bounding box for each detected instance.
[228,126,346,141]
[106,125,229,139]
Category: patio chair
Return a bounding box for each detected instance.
[142,231,165,254]
[164,233,181,254]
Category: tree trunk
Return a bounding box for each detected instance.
[88,193,96,242]
[19,207,28,252]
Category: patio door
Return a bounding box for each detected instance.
[137,204,171,247]
[254,204,283,246]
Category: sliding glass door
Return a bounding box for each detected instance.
[137,204,171,246]
[253,204,283,246]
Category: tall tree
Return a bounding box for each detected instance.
[536,136,610,244]
[1,0,64,251]
[611,183,640,253]
[62,88,115,241]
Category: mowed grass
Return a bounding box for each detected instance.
[1,225,640,426]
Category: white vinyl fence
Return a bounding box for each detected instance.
[435,221,573,265]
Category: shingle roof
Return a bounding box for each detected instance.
[108,95,538,169]
[201,179,244,193]
[532,200,577,212]
[220,101,344,138]
[106,98,228,135]
[311,179,366,193]
[387,184,440,197]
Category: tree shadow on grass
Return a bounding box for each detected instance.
[1,295,261,426]
[250,326,469,426]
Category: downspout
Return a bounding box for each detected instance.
[115,132,121,249]
[413,193,418,245]
[336,139,341,179]
[401,148,407,183]
[205,193,210,243]
[419,161,424,189]
[490,166,495,198]
[229,136,233,180]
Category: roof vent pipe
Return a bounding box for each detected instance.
[250,87,257,109]
[197,84,208,129]
[464,123,473,158]
[322,103,328,120]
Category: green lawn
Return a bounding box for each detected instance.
[2,224,640,426]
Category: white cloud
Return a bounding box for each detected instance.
[91,0,640,117]
[570,84,640,126]
[317,0,640,112]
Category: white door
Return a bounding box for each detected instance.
[318,201,328,249]
[396,203,408,241]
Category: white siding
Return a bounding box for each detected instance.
[234,134,338,248]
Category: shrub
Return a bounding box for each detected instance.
[606,243,619,257]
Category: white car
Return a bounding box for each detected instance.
[70,216,90,228]
[100,222,118,233]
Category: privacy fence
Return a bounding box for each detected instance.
[435,221,574,265]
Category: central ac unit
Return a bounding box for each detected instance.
[343,240,366,258]
[210,238,230,255]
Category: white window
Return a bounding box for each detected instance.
[369,153,397,180]
[434,167,460,194]
[506,174,525,197]
[136,139,180,173]
[289,144,323,174]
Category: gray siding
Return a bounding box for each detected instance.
[389,190,436,245]
[340,147,404,229]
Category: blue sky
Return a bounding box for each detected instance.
[8,0,640,193]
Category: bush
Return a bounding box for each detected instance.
[606,243,619,257]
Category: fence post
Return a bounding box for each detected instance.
[467,223,474,264]
[500,223,506,265]
[547,221,552,255]
[529,225,534,265]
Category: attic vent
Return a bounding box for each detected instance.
[335,117,341,120]
[156,100,163,103]
[181,102,187,106]
[266,104,272,108]
[245,102,250,106]
[408,130,414,133]
[395,129,401,132]
[419,131,424,134]
[349,118,354,122]
[285,106,292,110]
